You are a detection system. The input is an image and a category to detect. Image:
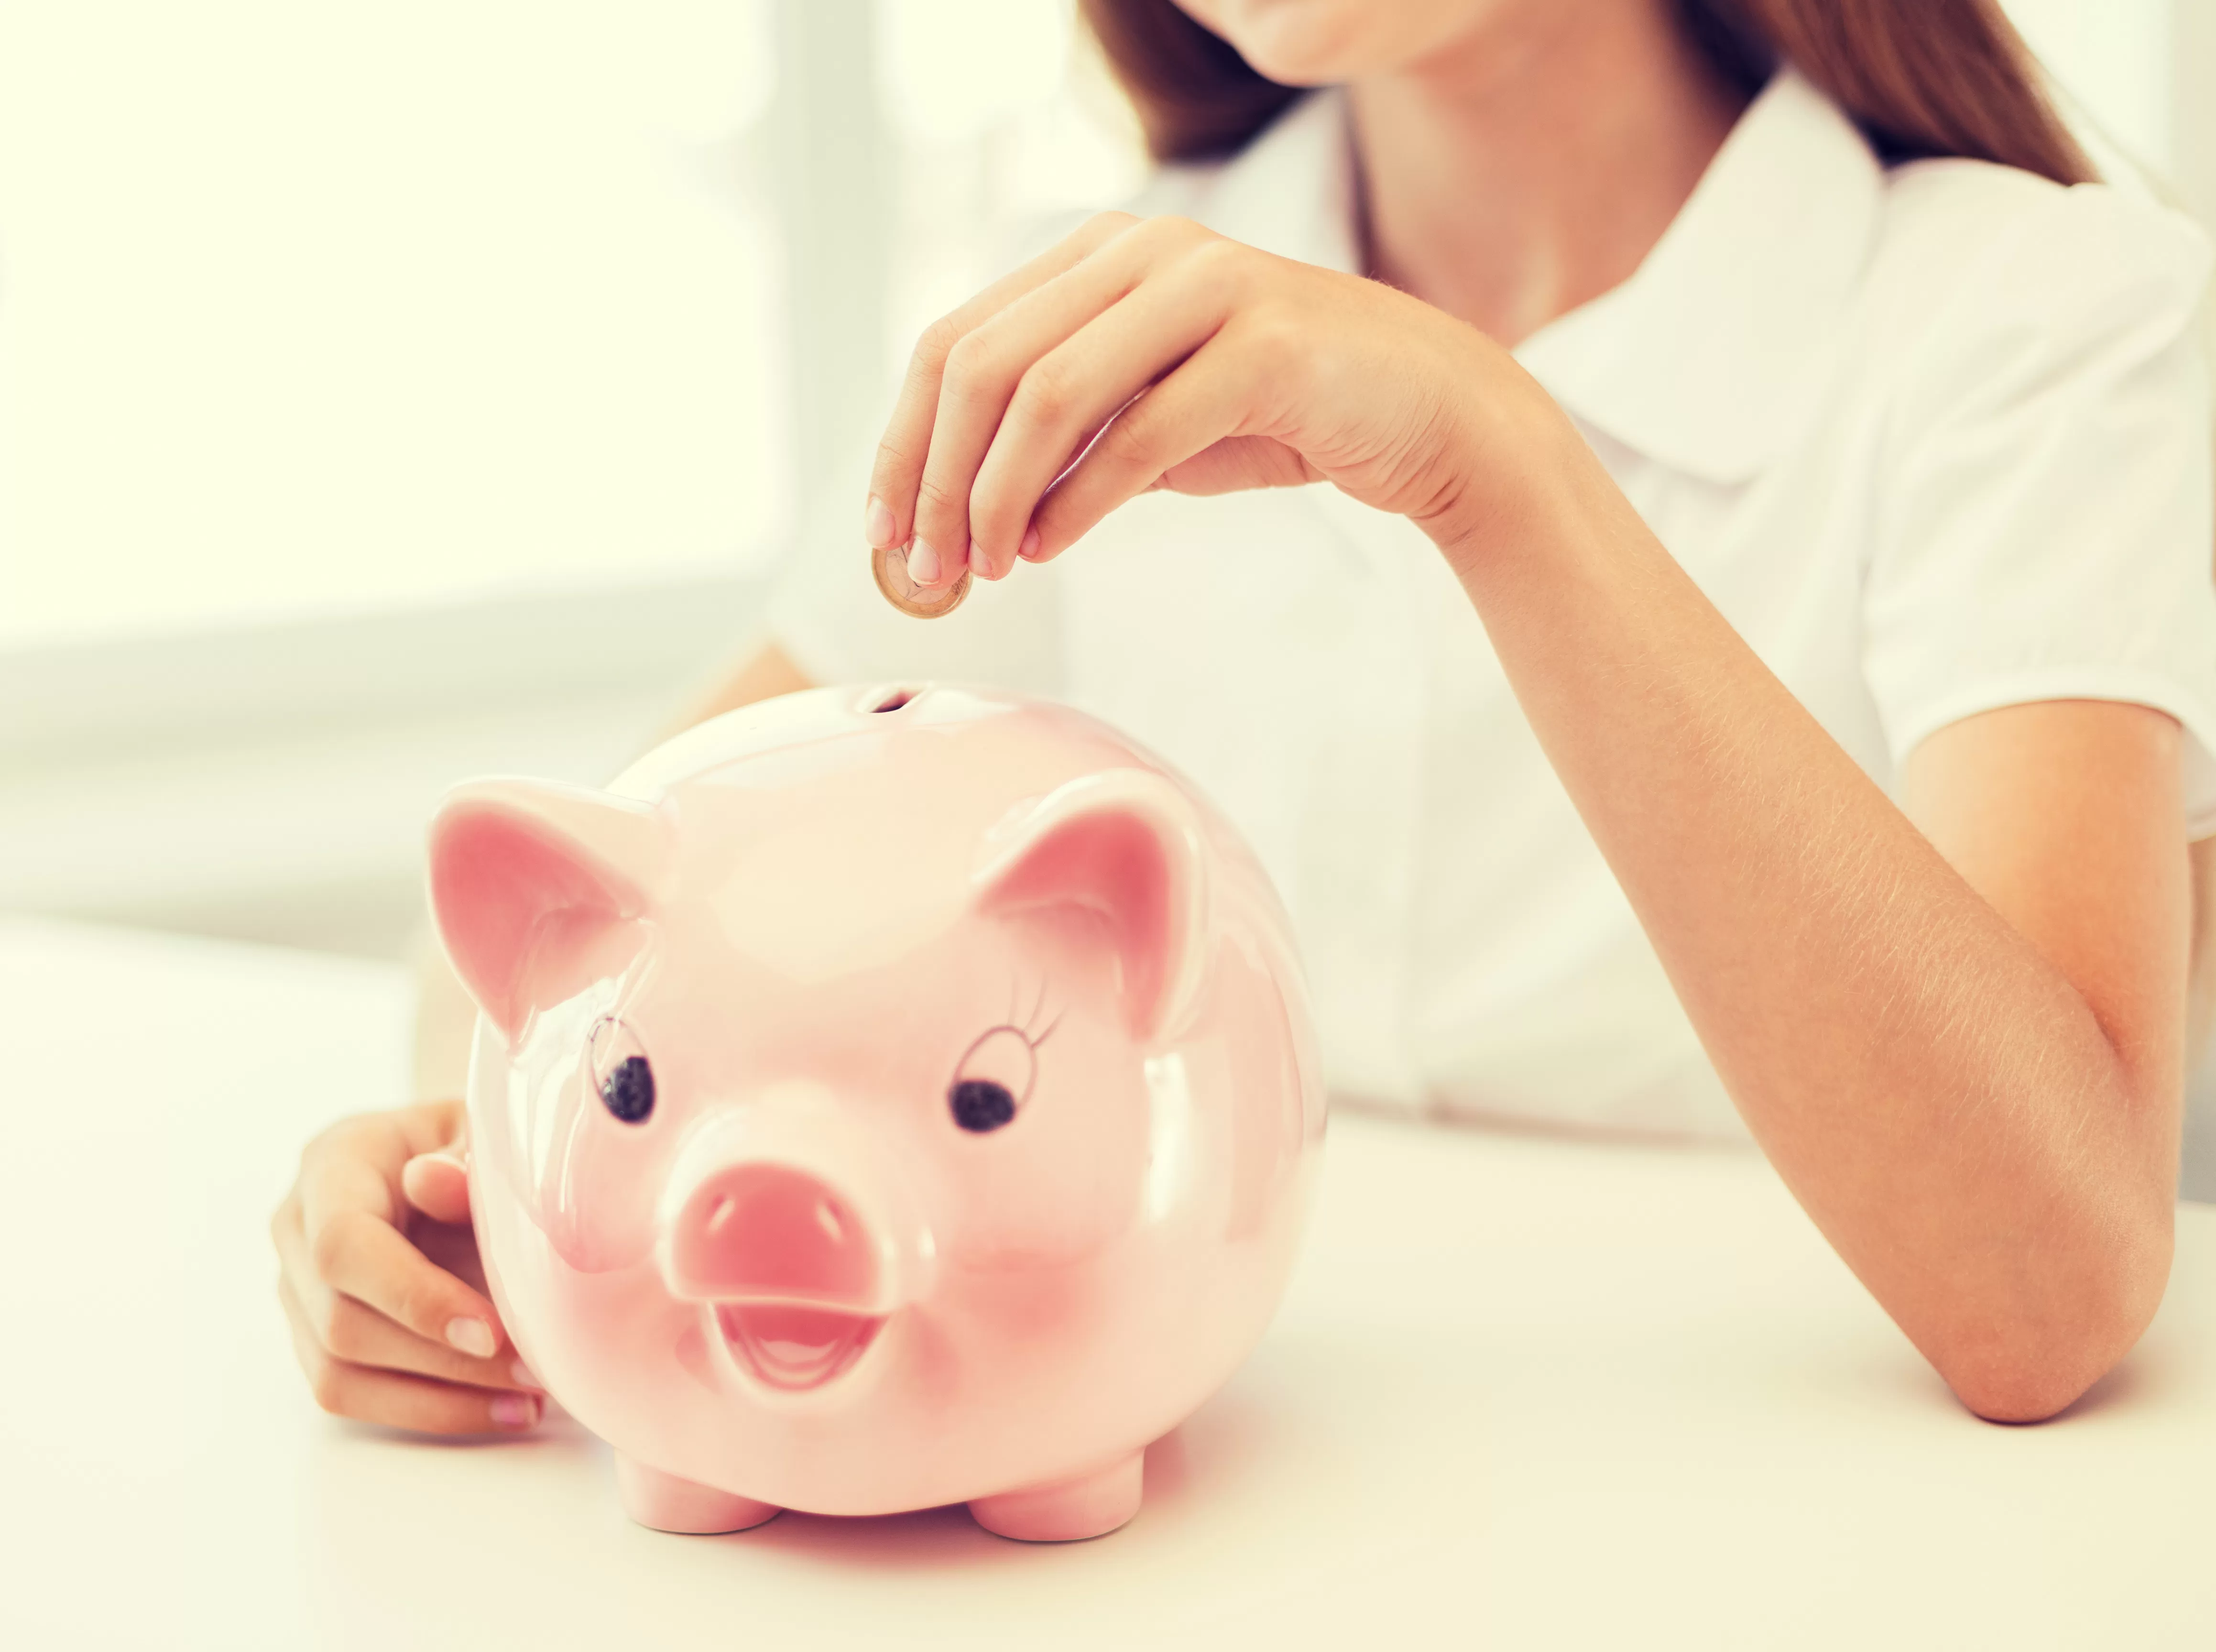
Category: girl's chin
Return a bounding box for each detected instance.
[1202,0,1490,88]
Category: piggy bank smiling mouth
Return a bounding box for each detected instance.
[714,1302,887,1393]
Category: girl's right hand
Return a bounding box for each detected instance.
[273,1099,544,1435]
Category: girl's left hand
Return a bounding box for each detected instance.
[864,212,1551,587]
[273,1100,544,1435]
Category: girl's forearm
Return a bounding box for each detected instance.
[1435,399,2183,1421]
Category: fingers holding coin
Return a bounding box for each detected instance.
[872,541,971,618]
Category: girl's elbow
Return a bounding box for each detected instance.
[1935,1215,2175,1425]
[1947,1357,2108,1425]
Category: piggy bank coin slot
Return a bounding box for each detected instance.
[868,688,916,714]
[589,1015,656,1125]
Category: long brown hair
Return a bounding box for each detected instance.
[1078,0,2093,185]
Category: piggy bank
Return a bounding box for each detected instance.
[426,683,1324,1541]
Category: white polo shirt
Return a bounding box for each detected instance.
[768,71,2216,1139]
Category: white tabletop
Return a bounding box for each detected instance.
[3,915,2210,1650]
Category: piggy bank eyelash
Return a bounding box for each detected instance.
[589,1014,656,1125]
[949,1022,1039,1134]
[1012,977,1061,1047]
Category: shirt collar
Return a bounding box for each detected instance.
[1192,70,1884,485]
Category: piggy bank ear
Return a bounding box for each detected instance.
[973,770,1208,1043]
[426,779,670,1039]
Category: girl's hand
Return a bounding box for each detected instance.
[272,1099,543,1435]
[863,211,1551,587]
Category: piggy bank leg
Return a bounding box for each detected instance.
[615,1454,780,1534]
[968,1450,1143,1542]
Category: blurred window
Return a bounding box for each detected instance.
[0,0,791,647]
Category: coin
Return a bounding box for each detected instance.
[872,542,971,618]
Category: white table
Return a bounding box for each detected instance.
[3,916,2210,1650]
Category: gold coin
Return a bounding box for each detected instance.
[872,542,971,618]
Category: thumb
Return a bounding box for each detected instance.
[401,1148,472,1225]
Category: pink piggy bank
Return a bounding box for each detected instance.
[426,683,1324,1541]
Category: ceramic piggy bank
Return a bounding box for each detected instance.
[426,683,1324,1541]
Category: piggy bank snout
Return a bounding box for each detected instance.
[667,1164,881,1307]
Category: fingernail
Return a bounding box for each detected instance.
[968,538,993,580]
[863,495,895,548]
[490,1393,540,1431]
[413,1148,469,1187]
[446,1317,496,1358]
[1019,526,1042,561]
[907,538,941,586]
[511,1359,543,1390]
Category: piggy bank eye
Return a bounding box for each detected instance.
[949,1025,1035,1134]
[589,1015,655,1125]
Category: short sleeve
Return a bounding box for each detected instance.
[1863,180,2216,834]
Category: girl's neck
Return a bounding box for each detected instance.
[1347,0,1748,346]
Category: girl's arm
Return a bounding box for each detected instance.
[1443,443,2187,1422]
[868,212,2196,1422]
[2192,825,2216,1062]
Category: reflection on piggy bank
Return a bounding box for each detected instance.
[426,684,1324,1541]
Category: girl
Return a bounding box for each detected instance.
[276,0,2216,1434]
